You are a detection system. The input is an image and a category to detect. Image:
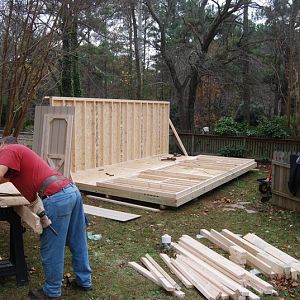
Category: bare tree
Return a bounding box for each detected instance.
[145,0,247,130]
[0,0,61,136]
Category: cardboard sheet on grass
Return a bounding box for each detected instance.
[50,96,256,207]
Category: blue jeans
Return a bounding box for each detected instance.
[40,183,92,298]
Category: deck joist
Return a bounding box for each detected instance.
[72,155,256,207]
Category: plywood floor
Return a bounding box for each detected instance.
[72,155,256,207]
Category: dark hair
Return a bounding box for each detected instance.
[0,136,18,144]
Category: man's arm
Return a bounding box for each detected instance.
[0,165,9,184]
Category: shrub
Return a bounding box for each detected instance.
[22,119,34,132]
[218,145,247,158]
[213,116,291,139]
[257,116,290,139]
[213,117,240,136]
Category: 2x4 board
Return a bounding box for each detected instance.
[50,97,256,207]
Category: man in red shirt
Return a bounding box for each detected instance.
[0,136,92,299]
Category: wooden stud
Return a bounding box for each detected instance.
[160,253,193,288]
[14,205,43,234]
[0,196,29,207]
[169,119,188,156]
[178,255,236,298]
[172,243,249,296]
[221,229,262,255]
[128,262,185,299]
[145,254,181,290]
[140,257,175,291]
[86,195,161,212]
[243,233,300,270]
[83,204,140,222]
[171,258,222,300]
[179,235,246,279]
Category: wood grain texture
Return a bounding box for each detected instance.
[50,97,170,172]
[33,106,74,177]
[83,204,140,222]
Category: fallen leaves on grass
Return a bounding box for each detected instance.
[271,278,299,292]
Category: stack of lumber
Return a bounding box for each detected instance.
[200,229,299,280]
[171,235,275,299]
[130,234,279,299]
[129,254,185,299]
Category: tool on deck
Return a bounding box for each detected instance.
[161,156,176,161]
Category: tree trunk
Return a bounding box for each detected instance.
[242,2,250,123]
[130,1,142,99]
[298,30,300,136]
[175,72,198,131]
[187,69,198,131]
[61,3,73,97]
[128,12,133,99]
[71,14,81,97]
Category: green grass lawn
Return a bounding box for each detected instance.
[1,168,300,299]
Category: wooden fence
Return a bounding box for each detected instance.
[170,133,300,160]
[272,151,300,212]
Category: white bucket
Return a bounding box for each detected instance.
[161,234,172,245]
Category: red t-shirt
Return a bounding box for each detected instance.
[0,144,71,202]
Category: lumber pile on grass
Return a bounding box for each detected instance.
[129,254,185,299]
[129,231,300,299]
[200,229,299,280]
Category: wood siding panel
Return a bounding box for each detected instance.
[50,97,170,172]
[33,106,75,177]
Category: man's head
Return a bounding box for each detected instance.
[0,136,18,148]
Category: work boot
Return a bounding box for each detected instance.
[28,288,61,299]
[69,279,92,291]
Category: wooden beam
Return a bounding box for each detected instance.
[145,254,181,290]
[221,229,262,255]
[179,235,246,279]
[178,255,236,299]
[83,204,140,222]
[219,230,276,278]
[169,119,188,156]
[86,195,161,212]
[176,237,274,295]
[160,253,193,288]
[140,257,175,291]
[256,252,290,278]
[244,272,274,295]
[128,262,185,299]
[243,233,300,272]
[200,229,230,252]
[0,196,29,207]
[172,243,249,296]
[14,206,42,234]
[171,258,222,300]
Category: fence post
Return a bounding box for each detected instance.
[191,133,194,156]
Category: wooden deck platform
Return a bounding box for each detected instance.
[72,155,256,207]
